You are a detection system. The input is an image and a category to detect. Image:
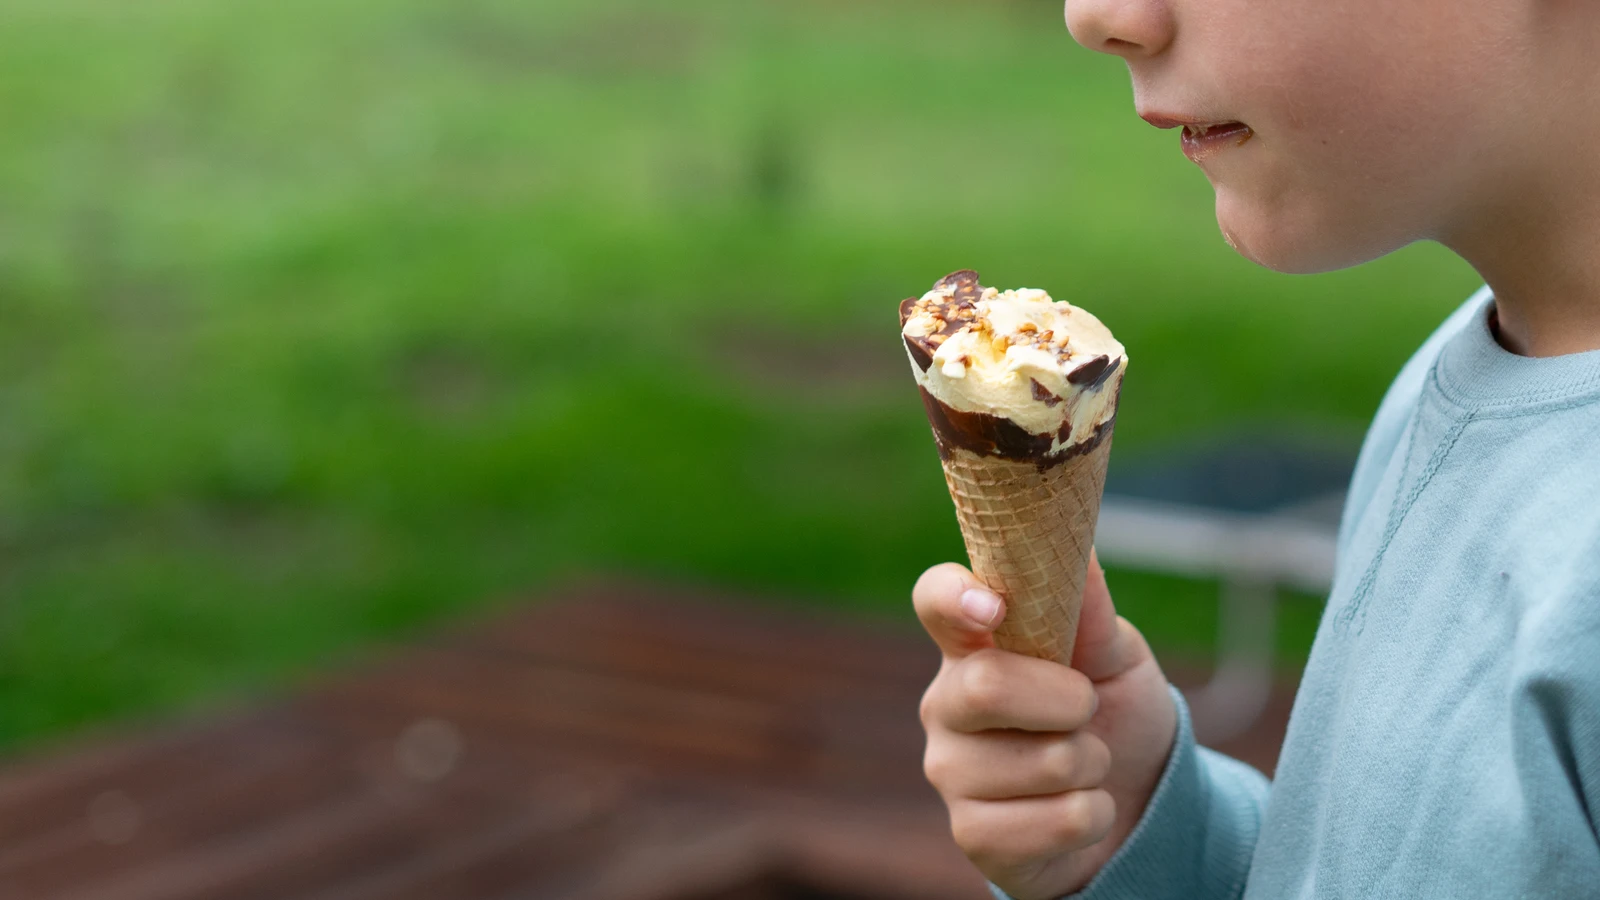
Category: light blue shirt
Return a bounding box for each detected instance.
[1004,288,1600,899]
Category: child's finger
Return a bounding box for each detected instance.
[921,648,1098,733]
[913,562,1006,659]
[949,789,1116,875]
[1069,549,1144,682]
[924,728,1112,800]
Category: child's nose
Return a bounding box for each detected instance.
[1064,0,1175,59]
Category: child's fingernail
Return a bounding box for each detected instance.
[960,589,1002,627]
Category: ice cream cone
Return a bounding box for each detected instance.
[941,433,1113,665]
[902,270,1125,665]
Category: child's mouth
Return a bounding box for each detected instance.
[1179,122,1254,163]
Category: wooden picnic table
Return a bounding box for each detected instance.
[0,581,1295,900]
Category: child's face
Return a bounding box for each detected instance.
[1065,0,1543,273]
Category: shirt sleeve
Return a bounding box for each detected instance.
[991,686,1270,900]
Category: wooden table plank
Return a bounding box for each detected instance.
[303,645,930,794]
[1,735,335,893]
[0,711,324,850]
[0,582,1291,900]
[500,583,938,680]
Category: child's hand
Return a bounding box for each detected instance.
[914,552,1178,900]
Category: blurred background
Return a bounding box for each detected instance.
[0,0,1480,895]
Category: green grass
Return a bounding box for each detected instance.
[0,0,1479,751]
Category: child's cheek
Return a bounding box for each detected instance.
[1213,82,1442,269]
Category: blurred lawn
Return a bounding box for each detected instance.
[0,0,1480,750]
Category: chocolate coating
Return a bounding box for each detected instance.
[1066,354,1112,386]
[1029,378,1063,407]
[919,386,1118,470]
[1086,356,1121,390]
[935,270,983,299]
[904,334,934,372]
[902,272,988,375]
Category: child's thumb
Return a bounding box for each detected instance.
[1069,549,1136,681]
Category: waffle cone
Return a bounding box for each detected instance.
[940,432,1113,666]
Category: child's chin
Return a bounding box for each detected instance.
[1215,196,1378,275]
[1220,224,1338,274]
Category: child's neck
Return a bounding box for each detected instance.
[1452,198,1600,359]
[1450,3,1600,360]
[1483,269,1600,360]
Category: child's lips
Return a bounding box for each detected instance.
[1139,113,1254,164]
[1178,121,1254,163]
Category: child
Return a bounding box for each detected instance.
[913,0,1600,897]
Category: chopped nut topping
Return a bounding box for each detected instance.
[909,274,1088,372]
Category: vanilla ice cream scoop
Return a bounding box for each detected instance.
[900,270,1125,465]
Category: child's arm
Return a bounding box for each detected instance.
[914,555,1268,899]
[1035,689,1270,899]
